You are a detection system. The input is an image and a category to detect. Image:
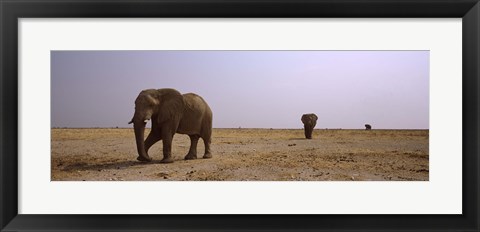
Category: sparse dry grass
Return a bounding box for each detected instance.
[51,128,429,181]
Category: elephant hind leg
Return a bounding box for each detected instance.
[202,136,212,159]
[185,135,200,160]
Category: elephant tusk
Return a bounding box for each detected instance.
[144,119,149,123]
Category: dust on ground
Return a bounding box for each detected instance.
[51,128,428,181]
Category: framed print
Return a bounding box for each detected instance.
[1,0,479,231]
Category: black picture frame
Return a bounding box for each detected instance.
[1,0,479,231]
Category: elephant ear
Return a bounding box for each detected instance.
[301,115,307,124]
[156,89,185,124]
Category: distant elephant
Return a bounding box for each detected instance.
[365,124,372,130]
[128,88,213,163]
[301,113,318,139]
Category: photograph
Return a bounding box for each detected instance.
[51,50,429,181]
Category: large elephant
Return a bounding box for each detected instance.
[365,124,372,130]
[128,88,213,163]
[301,113,318,139]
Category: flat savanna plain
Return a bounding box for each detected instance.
[51,128,428,181]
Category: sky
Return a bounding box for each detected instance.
[51,50,429,129]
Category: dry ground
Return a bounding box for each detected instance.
[51,128,428,181]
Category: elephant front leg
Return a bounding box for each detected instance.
[185,135,199,160]
[142,129,161,160]
[160,132,174,163]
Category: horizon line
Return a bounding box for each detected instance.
[51,127,429,130]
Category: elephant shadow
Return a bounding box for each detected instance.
[62,159,167,172]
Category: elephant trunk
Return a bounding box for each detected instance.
[304,125,312,139]
[133,120,152,162]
